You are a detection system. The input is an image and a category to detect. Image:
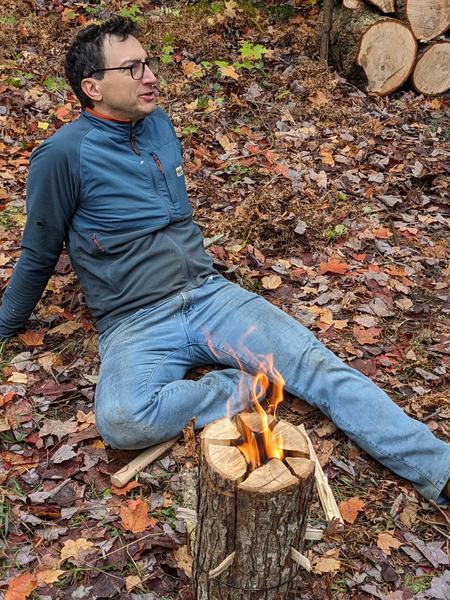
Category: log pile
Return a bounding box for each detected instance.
[329,0,450,95]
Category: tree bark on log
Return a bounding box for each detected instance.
[412,41,450,95]
[330,7,417,95]
[396,0,450,42]
[365,0,395,13]
[192,417,315,600]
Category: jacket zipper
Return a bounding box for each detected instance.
[152,153,164,174]
[129,124,140,155]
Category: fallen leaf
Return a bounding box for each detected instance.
[125,575,142,592]
[52,444,76,464]
[76,410,95,426]
[34,569,65,585]
[39,419,77,441]
[5,572,37,600]
[339,497,365,524]
[319,261,351,275]
[120,498,156,533]
[373,227,392,239]
[182,61,203,78]
[174,544,193,577]
[353,326,382,345]
[48,321,83,336]
[111,480,143,496]
[261,274,282,290]
[377,532,402,555]
[18,330,44,347]
[309,91,328,106]
[7,372,28,384]
[60,538,94,564]
[218,64,240,80]
[313,550,341,574]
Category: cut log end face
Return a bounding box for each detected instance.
[413,42,450,95]
[357,20,417,95]
[406,0,450,42]
[204,416,313,491]
[366,0,395,13]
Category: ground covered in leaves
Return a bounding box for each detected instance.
[0,1,449,598]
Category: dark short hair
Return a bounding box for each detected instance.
[64,16,139,109]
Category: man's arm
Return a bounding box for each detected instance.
[0,136,79,337]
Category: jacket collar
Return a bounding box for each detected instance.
[82,108,146,139]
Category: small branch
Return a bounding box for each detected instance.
[209,552,235,579]
[290,547,311,572]
[320,0,334,64]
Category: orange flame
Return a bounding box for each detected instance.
[204,327,285,471]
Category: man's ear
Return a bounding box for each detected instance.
[81,78,103,104]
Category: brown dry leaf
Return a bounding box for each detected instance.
[125,575,142,592]
[377,532,402,555]
[373,227,392,239]
[316,420,338,438]
[8,372,28,384]
[319,148,335,166]
[18,330,45,347]
[261,274,282,290]
[60,538,94,564]
[37,353,58,373]
[309,91,328,106]
[317,439,334,467]
[39,419,77,441]
[313,550,341,574]
[76,410,96,429]
[120,498,156,533]
[48,321,83,336]
[217,134,238,154]
[174,544,193,577]
[219,64,240,80]
[182,61,203,78]
[0,253,10,266]
[5,572,37,600]
[111,480,143,496]
[319,262,351,275]
[339,497,365,524]
[34,569,65,585]
[398,502,417,528]
[353,326,382,345]
[395,297,413,311]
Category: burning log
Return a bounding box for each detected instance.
[192,415,315,600]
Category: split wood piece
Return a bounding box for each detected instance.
[110,437,178,487]
[298,425,344,525]
[412,41,450,95]
[193,417,315,600]
[205,443,247,483]
[343,0,366,9]
[397,0,450,42]
[365,0,395,13]
[272,420,310,459]
[201,417,241,449]
[330,7,417,95]
[235,411,275,434]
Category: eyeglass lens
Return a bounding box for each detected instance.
[131,58,160,79]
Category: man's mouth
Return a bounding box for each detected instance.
[140,89,158,101]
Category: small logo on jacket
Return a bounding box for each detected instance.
[176,166,184,177]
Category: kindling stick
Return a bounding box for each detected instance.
[111,437,179,487]
[298,424,344,525]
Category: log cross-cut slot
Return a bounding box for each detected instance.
[357,18,417,95]
[193,416,315,600]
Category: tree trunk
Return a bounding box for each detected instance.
[192,416,315,600]
[412,41,450,95]
[365,0,395,13]
[330,7,417,95]
[396,0,450,42]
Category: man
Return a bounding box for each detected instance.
[0,17,448,503]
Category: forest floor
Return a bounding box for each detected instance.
[0,1,449,598]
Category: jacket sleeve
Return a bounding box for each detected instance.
[0,137,79,337]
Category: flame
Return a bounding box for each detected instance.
[204,327,285,471]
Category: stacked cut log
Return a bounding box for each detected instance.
[329,0,450,95]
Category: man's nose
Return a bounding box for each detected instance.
[142,64,157,83]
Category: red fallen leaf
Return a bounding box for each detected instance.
[339,497,365,524]
[5,572,37,600]
[385,265,407,277]
[319,261,351,275]
[111,480,143,496]
[353,326,382,345]
[0,392,15,407]
[55,105,71,121]
[18,330,45,347]
[373,227,392,239]
[120,498,156,533]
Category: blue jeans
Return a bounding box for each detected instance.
[95,275,450,501]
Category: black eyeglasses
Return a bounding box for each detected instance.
[90,57,160,80]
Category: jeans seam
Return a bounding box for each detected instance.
[144,344,196,401]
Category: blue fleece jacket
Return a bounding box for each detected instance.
[0,107,216,336]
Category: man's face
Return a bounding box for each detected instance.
[88,34,158,121]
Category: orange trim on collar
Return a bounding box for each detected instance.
[85,107,130,123]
